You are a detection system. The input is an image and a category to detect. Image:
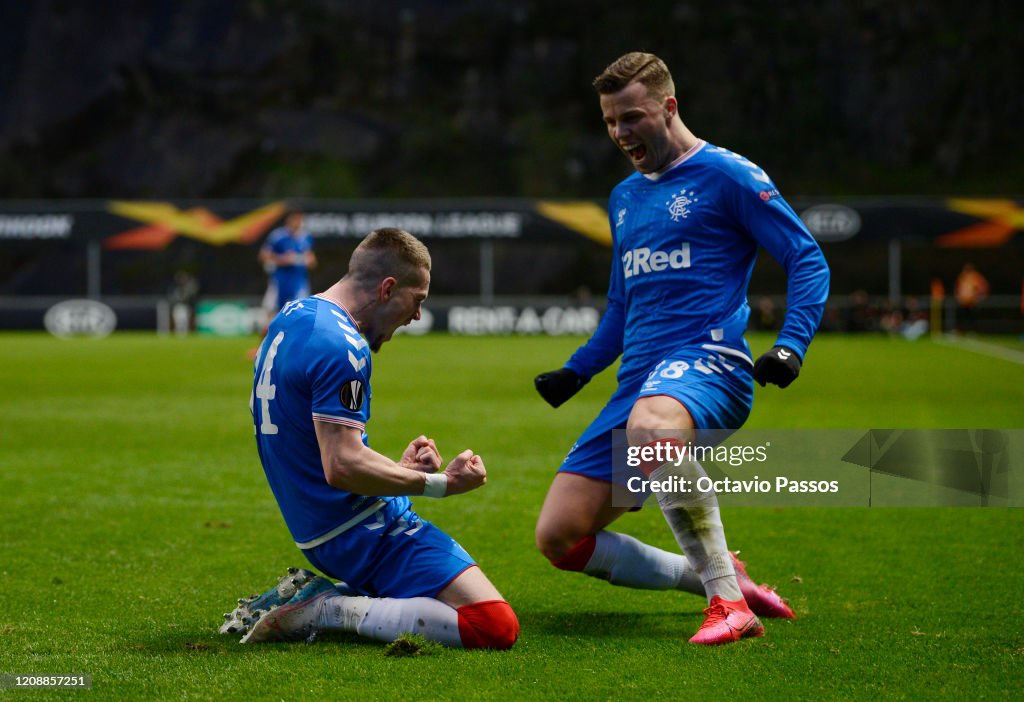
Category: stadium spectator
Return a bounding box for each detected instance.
[881,295,930,341]
[954,262,989,334]
[879,299,903,336]
[844,289,877,332]
[223,228,518,650]
[533,52,829,645]
[167,269,199,335]
[900,295,929,340]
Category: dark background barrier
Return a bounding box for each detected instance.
[2,3,1021,199]
[0,198,1020,305]
[1,3,1020,334]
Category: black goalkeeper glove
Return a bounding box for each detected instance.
[534,368,586,408]
[752,346,802,388]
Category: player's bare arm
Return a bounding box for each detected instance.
[314,422,485,496]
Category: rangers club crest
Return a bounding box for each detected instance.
[665,190,698,221]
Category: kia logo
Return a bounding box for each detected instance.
[800,204,861,242]
[44,299,117,338]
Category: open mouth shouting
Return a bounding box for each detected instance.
[623,142,647,165]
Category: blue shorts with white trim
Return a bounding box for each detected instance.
[302,499,476,599]
[558,344,754,484]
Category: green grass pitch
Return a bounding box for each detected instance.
[1,331,1021,700]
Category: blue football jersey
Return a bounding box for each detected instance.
[265,227,314,294]
[251,296,410,545]
[566,141,830,383]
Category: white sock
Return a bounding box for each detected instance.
[584,530,704,595]
[318,594,463,647]
[649,460,742,602]
[318,594,372,632]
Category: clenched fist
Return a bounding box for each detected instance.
[443,449,487,495]
[752,346,802,388]
[399,435,442,473]
[534,367,586,408]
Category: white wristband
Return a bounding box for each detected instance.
[423,472,447,498]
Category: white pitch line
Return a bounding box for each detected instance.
[935,335,1024,365]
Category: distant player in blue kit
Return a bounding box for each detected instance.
[259,210,317,314]
[222,228,518,650]
[534,52,830,645]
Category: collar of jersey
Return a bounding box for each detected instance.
[314,294,360,330]
[642,139,706,182]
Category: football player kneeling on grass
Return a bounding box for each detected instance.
[221,228,518,650]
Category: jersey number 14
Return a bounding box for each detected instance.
[253,331,286,435]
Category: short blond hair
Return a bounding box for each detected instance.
[348,228,431,288]
[593,52,675,100]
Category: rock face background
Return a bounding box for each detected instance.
[2,1,1021,200]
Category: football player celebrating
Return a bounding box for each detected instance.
[224,228,518,650]
[534,52,829,645]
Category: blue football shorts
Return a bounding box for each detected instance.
[302,500,476,599]
[558,344,754,484]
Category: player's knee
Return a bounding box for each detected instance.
[625,412,672,446]
[626,397,695,446]
[535,525,565,562]
[535,524,585,565]
[457,600,519,650]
